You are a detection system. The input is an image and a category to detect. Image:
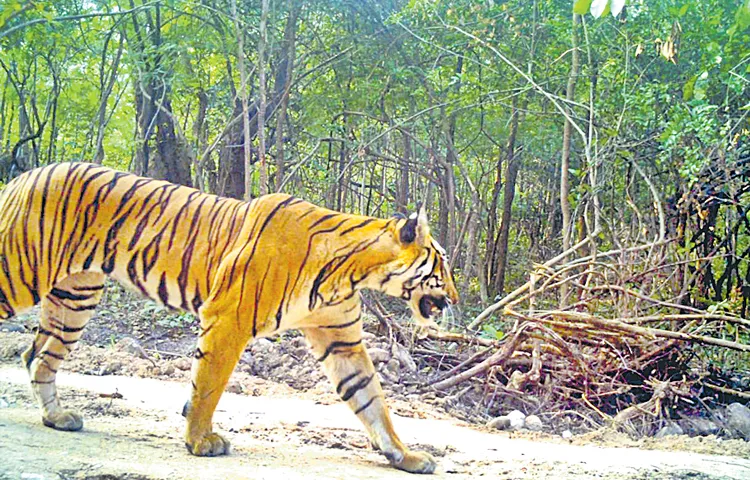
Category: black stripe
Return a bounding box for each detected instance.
[336,371,361,394]
[354,395,378,415]
[199,323,214,337]
[53,323,85,333]
[158,272,170,306]
[50,287,92,302]
[71,284,105,292]
[37,327,79,345]
[321,316,361,329]
[317,339,362,363]
[82,242,99,270]
[297,206,316,220]
[127,254,149,297]
[168,191,200,250]
[24,342,37,370]
[310,213,338,228]
[40,350,65,361]
[341,374,374,401]
[339,218,375,236]
[191,285,203,313]
[67,304,98,312]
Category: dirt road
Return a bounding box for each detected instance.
[1,365,748,480]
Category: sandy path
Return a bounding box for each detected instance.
[0,365,748,480]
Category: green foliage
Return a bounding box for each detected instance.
[0,0,748,319]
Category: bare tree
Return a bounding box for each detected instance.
[257,0,269,196]
[559,13,581,305]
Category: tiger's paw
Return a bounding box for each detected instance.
[42,410,83,431]
[388,449,436,474]
[186,432,231,457]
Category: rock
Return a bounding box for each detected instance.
[368,348,391,364]
[679,417,720,437]
[98,361,122,376]
[0,398,10,408]
[0,338,26,359]
[173,357,192,371]
[654,421,684,438]
[487,416,511,430]
[524,415,543,431]
[0,323,25,333]
[225,381,243,394]
[161,364,175,376]
[362,332,376,341]
[725,403,750,440]
[385,358,401,377]
[251,338,274,354]
[115,337,147,358]
[391,343,417,372]
[507,410,526,430]
[561,430,573,439]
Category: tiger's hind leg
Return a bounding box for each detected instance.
[21,272,106,431]
[303,317,437,474]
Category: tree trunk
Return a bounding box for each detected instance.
[397,130,411,213]
[493,98,521,295]
[256,0,269,197]
[559,12,580,305]
[232,0,253,200]
[485,146,503,284]
[443,55,463,252]
[221,3,298,199]
[274,1,298,192]
[128,1,191,186]
[193,89,208,190]
[93,33,124,164]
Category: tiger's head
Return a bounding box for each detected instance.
[379,207,459,328]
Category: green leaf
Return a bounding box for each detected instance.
[683,75,697,101]
[678,4,689,17]
[735,1,750,30]
[573,0,594,15]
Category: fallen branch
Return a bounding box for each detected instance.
[703,383,750,400]
[431,322,532,391]
[510,309,750,353]
[425,329,498,347]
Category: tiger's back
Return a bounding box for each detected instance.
[0,162,274,320]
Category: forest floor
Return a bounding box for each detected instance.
[0,290,749,480]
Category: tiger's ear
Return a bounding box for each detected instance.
[399,206,429,246]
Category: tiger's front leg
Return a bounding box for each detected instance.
[303,320,436,474]
[183,315,251,457]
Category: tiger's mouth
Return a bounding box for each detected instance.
[418,294,448,319]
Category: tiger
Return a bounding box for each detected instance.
[0,162,459,474]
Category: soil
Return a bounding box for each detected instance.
[1,287,749,479]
